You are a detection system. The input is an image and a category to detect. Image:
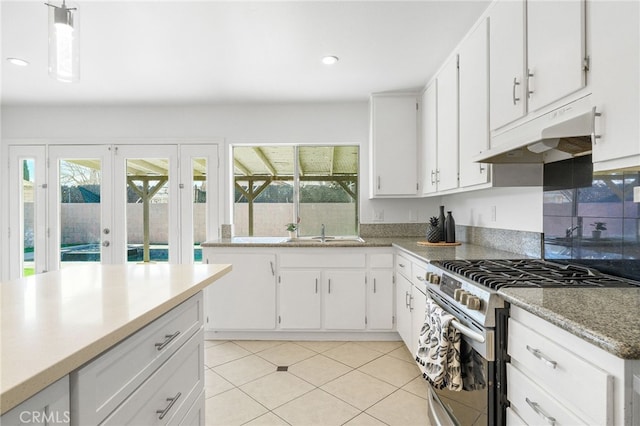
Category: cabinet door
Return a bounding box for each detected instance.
[436,55,459,192]
[1,376,70,425]
[370,94,418,197]
[459,19,490,188]
[368,269,394,330]
[421,82,438,195]
[589,0,640,169]
[395,273,413,349]
[410,287,426,358]
[324,271,366,330]
[279,270,321,329]
[204,252,276,330]
[527,0,586,112]
[489,0,526,131]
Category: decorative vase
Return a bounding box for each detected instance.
[445,211,456,243]
[592,230,601,239]
[426,224,441,243]
[288,231,296,239]
[438,206,446,242]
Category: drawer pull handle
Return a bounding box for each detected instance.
[156,392,182,420]
[526,345,557,369]
[525,397,556,425]
[155,331,181,351]
[398,263,405,268]
[416,275,425,282]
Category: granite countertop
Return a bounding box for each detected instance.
[201,236,397,247]
[499,287,640,359]
[0,263,231,415]
[391,238,531,261]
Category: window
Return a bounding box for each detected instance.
[233,145,358,237]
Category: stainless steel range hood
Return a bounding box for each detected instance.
[475,95,596,164]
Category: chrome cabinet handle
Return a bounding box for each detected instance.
[156,392,181,420]
[328,279,331,294]
[398,263,405,268]
[373,278,377,293]
[315,278,318,294]
[270,261,275,276]
[155,331,180,351]
[409,295,414,311]
[405,291,410,308]
[591,106,602,145]
[527,69,534,98]
[416,275,425,282]
[430,170,436,185]
[512,77,521,105]
[479,163,486,174]
[377,176,381,190]
[525,397,556,425]
[436,170,440,183]
[526,345,557,369]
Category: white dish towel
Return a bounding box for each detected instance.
[415,297,462,391]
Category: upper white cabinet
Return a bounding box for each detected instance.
[489,0,526,131]
[489,0,586,132]
[589,0,640,171]
[370,93,419,197]
[526,0,586,112]
[458,19,490,188]
[420,82,438,195]
[435,55,460,192]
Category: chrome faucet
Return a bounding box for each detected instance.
[321,224,326,243]
[565,226,580,238]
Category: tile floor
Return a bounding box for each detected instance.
[204,340,432,426]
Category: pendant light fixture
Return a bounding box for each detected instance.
[45,0,79,82]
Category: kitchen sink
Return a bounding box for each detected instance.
[284,236,366,244]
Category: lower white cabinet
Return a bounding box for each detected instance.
[395,272,413,349]
[324,270,366,330]
[394,250,428,357]
[279,270,322,329]
[1,376,70,426]
[508,305,638,426]
[368,269,394,330]
[203,251,276,330]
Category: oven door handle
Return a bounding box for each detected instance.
[451,320,485,343]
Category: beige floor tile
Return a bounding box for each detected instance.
[204,388,268,426]
[294,340,346,353]
[234,340,286,354]
[273,389,360,426]
[321,370,396,410]
[365,389,431,426]
[322,342,383,368]
[288,354,352,386]
[240,371,315,410]
[354,341,404,354]
[358,355,420,387]
[204,368,235,398]
[343,412,388,426]
[257,342,316,366]
[242,412,291,426]
[387,345,415,363]
[205,339,228,349]
[205,341,251,367]
[213,354,277,386]
[402,376,429,400]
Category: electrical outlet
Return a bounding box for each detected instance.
[409,209,418,222]
[491,205,497,222]
[634,186,640,203]
[374,209,384,222]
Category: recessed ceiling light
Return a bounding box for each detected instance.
[322,56,339,65]
[7,57,29,67]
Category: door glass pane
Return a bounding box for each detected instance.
[126,158,170,262]
[193,158,206,262]
[21,159,36,276]
[58,159,102,266]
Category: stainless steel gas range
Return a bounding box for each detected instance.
[421,259,640,426]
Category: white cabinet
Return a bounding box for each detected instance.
[489,0,526,131]
[526,0,586,113]
[370,93,419,197]
[588,0,640,171]
[489,0,586,132]
[458,19,490,188]
[436,55,460,192]
[420,81,438,195]
[1,376,70,426]
[324,270,367,330]
[368,269,394,330]
[507,305,640,426]
[279,270,321,329]
[203,251,276,330]
[394,251,428,357]
[395,272,413,349]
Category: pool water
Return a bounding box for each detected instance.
[60,244,203,262]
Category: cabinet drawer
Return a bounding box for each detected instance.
[369,252,393,268]
[280,252,366,268]
[507,363,586,426]
[72,293,203,424]
[508,318,612,425]
[395,255,412,280]
[101,328,204,425]
[411,262,429,288]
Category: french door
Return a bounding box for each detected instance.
[8,143,218,278]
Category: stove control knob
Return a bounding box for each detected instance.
[430,274,440,285]
[460,292,470,305]
[454,289,465,301]
[466,296,481,310]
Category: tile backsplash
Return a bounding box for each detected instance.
[543,156,640,280]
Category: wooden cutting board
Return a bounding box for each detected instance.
[417,241,462,247]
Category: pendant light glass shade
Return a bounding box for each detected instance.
[46,1,79,83]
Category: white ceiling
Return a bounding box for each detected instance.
[1,0,491,106]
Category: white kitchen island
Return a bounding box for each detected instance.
[0,263,231,424]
